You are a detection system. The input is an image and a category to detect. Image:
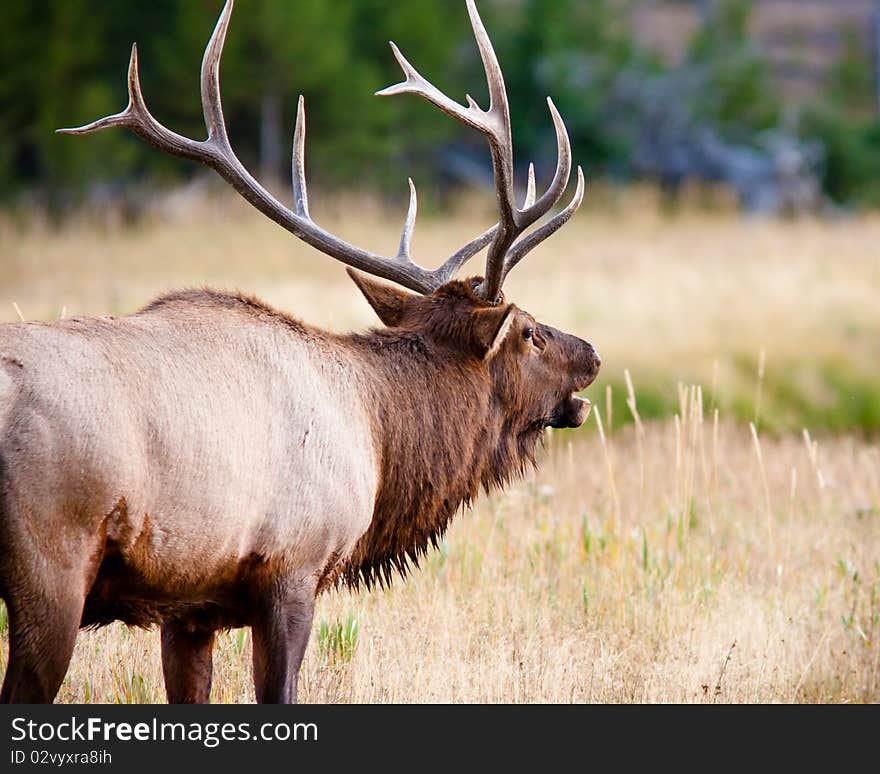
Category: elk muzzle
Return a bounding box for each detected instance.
[547,334,600,429]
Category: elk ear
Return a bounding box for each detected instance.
[474,304,516,361]
[347,269,415,327]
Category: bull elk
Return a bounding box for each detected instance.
[0,0,599,703]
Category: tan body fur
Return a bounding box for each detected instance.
[1,293,375,624]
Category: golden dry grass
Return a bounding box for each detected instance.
[0,188,878,702]
[36,416,880,703]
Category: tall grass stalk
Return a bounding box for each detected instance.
[802,429,826,492]
[624,369,645,512]
[755,347,766,428]
[750,421,774,562]
[605,384,613,435]
[594,404,620,524]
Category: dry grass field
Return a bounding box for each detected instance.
[0,187,878,702]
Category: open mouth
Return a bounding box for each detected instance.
[550,371,599,429]
[548,394,592,429]
[539,373,599,431]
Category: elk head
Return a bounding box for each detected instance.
[349,269,600,449]
[59,0,598,422]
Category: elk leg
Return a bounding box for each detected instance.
[251,580,316,704]
[0,580,84,703]
[160,620,216,703]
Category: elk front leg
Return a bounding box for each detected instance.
[251,579,316,704]
[0,567,87,703]
[161,620,216,703]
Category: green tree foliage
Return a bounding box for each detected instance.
[801,25,880,207]
[687,0,779,133]
[503,0,645,177]
[0,0,130,198]
[827,25,877,119]
[0,0,646,204]
[810,112,880,206]
[1,0,877,209]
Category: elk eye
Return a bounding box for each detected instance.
[523,327,534,341]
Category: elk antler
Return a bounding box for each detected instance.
[58,0,583,302]
[378,0,585,302]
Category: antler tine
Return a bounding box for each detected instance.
[480,96,575,300]
[435,223,498,284]
[501,166,585,280]
[200,0,233,148]
[379,0,518,302]
[521,98,572,220]
[377,43,491,135]
[57,43,214,168]
[433,161,533,283]
[292,95,310,218]
[525,163,537,208]
[435,163,535,283]
[379,0,579,302]
[397,179,418,260]
[58,1,243,177]
[57,0,463,296]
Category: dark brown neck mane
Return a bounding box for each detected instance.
[338,326,542,590]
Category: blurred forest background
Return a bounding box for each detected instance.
[3,0,880,215]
